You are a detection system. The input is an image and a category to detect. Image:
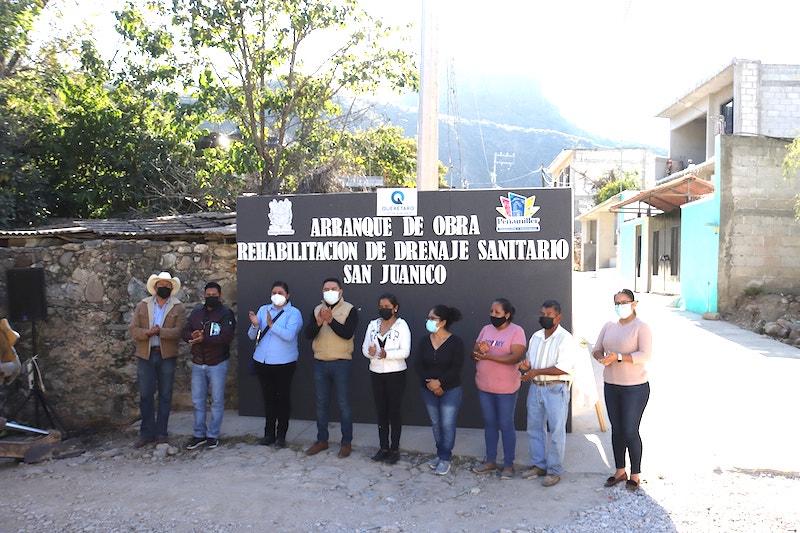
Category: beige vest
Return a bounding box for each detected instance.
[312,300,355,361]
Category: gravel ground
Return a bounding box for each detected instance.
[0,432,798,533]
[3,272,798,532]
[548,470,800,533]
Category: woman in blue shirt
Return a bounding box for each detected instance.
[248,280,303,447]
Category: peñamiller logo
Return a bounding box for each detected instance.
[495,192,541,233]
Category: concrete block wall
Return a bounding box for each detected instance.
[759,64,800,138]
[717,135,800,312]
[734,60,761,135]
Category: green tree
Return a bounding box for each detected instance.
[47,41,241,218]
[1,43,238,226]
[0,0,49,79]
[337,125,446,189]
[593,170,640,205]
[782,135,800,219]
[0,70,59,226]
[115,0,418,195]
[0,0,63,227]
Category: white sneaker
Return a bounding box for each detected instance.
[427,457,440,470]
[434,460,451,475]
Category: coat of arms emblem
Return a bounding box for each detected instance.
[267,199,295,236]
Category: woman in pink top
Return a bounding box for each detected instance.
[471,298,527,479]
[592,289,652,491]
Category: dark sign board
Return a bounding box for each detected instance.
[236,188,573,429]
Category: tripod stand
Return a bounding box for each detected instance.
[8,321,71,439]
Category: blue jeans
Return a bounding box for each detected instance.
[137,352,177,440]
[604,382,650,474]
[478,389,518,467]
[191,359,229,439]
[313,359,353,444]
[421,386,462,461]
[526,382,569,475]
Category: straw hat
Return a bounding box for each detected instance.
[146,272,181,296]
[0,318,19,347]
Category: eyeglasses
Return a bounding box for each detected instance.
[614,301,633,306]
[427,316,440,321]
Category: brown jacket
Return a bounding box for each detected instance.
[128,296,186,360]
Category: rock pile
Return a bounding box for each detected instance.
[730,293,800,348]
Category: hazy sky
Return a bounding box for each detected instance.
[48,0,800,149]
[376,0,800,148]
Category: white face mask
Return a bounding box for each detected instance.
[323,290,340,305]
[271,293,287,307]
[615,303,634,319]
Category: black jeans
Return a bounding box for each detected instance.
[604,382,650,474]
[255,361,297,440]
[370,370,407,451]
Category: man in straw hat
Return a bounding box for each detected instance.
[0,318,22,385]
[128,272,186,448]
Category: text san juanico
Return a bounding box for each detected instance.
[237,216,570,285]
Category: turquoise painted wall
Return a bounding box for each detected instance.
[680,198,719,313]
[616,190,643,288]
[619,218,640,287]
[679,142,721,313]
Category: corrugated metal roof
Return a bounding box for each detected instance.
[610,175,715,213]
[0,212,237,241]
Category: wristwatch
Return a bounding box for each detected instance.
[617,353,623,363]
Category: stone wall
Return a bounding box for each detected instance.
[0,239,239,431]
[718,135,800,312]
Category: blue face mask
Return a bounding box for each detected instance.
[615,303,633,319]
[425,319,440,333]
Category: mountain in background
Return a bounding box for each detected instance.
[366,73,664,189]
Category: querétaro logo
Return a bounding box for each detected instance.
[377,188,417,216]
[391,190,405,204]
[495,192,541,233]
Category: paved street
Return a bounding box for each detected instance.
[572,268,800,477]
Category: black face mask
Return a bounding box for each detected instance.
[156,286,172,299]
[378,308,394,320]
[538,316,555,330]
[490,316,507,328]
[205,296,220,308]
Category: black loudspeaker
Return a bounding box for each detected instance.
[7,267,47,321]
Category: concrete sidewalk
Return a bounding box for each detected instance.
[154,269,800,477]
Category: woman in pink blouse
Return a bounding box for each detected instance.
[592,289,652,491]
[471,298,527,480]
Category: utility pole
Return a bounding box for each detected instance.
[417,0,439,191]
[490,152,515,188]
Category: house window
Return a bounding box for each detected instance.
[635,234,642,278]
[557,167,571,187]
[720,100,734,135]
[652,231,660,276]
[670,226,680,276]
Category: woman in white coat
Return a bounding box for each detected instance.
[362,293,411,464]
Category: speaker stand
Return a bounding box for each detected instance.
[8,322,71,439]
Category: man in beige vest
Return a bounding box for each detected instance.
[304,278,359,458]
